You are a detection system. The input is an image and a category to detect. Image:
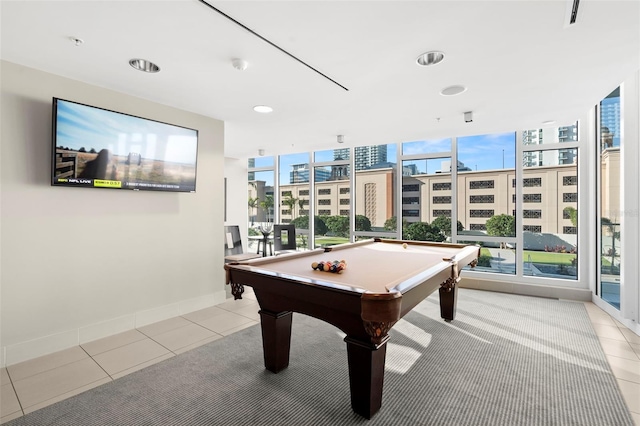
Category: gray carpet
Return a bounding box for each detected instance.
[6,289,633,425]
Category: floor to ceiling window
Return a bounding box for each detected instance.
[354,144,397,241]
[247,156,275,253]
[520,124,579,280]
[400,138,453,243]
[598,87,622,309]
[313,148,350,248]
[455,132,517,275]
[278,152,311,249]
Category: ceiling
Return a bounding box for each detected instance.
[2,1,639,160]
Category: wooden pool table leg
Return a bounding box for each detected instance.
[259,310,293,373]
[439,281,459,322]
[344,336,388,419]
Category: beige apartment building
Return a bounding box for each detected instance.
[249,148,620,238]
[261,165,577,236]
[600,146,621,223]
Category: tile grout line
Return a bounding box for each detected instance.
[4,367,25,418]
[78,345,113,381]
[20,376,114,416]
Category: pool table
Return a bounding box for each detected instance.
[224,238,479,419]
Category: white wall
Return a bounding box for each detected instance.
[0,61,227,366]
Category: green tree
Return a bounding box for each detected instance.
[384,216,397,231]
[431,216,464,237]
[563,206,578,227]
[355,215,372,232]
[486,214,515,248]
[404,222,445,242]
[259,195,274,222]
[248,197,259,225]
[291,215,328,235]
[384,216,409,234]
[282,194,298,220]
[601,217,620,273]
[291,215,308,229]
[324,215,350,237]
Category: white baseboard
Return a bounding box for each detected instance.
[3,329,80,368]
[79,315,137,345]
[460,278,592,301]
[2,290,227,368]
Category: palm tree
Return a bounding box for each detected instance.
[298,198,306,217]
[601,217,620,273]
[282,194,298,221]
[259,195,274,223]
[248,197,259,226]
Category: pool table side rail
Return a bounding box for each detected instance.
[225,261,371,295]
[322,238,474,257]
[382,243,480,293]
[369,238,475,250]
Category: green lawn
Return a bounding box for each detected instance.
[314,236,350,247]
[522,251,576,265]
[480,248,492,257]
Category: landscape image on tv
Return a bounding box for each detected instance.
[52,98,198,192]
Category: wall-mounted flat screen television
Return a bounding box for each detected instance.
[52,98,198,192]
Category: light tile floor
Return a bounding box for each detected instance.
[1,292,639,424]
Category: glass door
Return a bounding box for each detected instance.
[598,87,621,309]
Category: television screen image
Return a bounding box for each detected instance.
[52,98,198,192]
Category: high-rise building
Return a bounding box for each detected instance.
[334,145,388,170]
[601,87,621,148]
[522,125,578,167]
[333,148,349,161]
[248,158,255,180]
[437,160,472,173]
[289,163,331,183]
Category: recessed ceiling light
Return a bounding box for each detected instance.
[129,59,160,73]
[416,51,445,66]
[440,85,467,96]
[231,58,249,71]
[253,105,273,113]
[542,120,556,125]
